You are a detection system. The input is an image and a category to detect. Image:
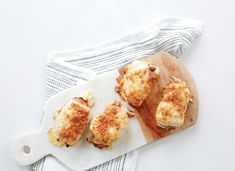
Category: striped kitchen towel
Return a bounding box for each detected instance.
[32,17,203,171]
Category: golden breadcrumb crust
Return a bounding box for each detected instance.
[116,60,160,107]
[156,77,192,128]
[88,102,134,149]
[48,92,93,147]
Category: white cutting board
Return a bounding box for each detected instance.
[12,70,147,171]
[12,52,198,171]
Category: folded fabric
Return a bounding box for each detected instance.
[32,17,203,171]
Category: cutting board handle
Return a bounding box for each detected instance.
[12,131,49,166]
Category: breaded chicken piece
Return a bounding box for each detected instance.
[116,60,160,107]
[48,92,94,147]
[88,102,134,149]
[156,77,192,128]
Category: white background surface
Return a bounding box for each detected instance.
[0,0,235,171]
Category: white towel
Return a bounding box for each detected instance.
[32,17,203,171]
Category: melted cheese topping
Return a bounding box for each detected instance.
[116,60,160,107]
[156,77,192,128]
[48,92,94,147]
[88,102,134,149]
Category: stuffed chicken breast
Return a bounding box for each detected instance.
[156,77,192,128]
[116,60,160,107]
[88,101,134,149]
[48,92,94,147]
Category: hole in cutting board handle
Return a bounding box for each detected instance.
[22,145,31,154]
